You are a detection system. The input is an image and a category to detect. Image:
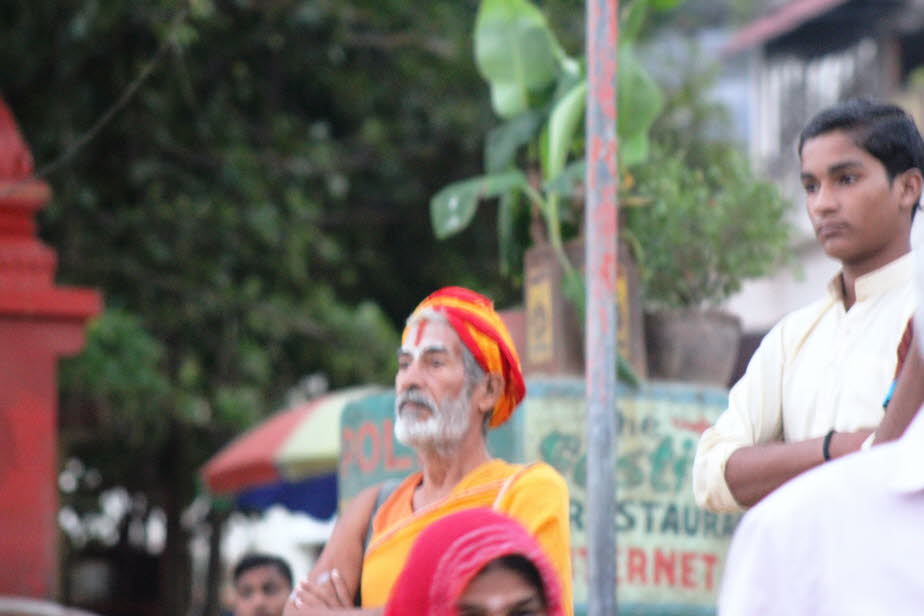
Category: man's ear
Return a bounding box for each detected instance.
[475,373,504,414]
[898,167,924,212]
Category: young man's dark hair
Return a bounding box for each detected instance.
[233,553,293,588]
[798,98,924,217]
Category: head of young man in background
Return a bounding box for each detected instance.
[233,553,293,616]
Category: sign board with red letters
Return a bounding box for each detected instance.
[525,379,737,615]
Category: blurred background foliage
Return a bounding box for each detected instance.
[3,0,524,611]
[1,0,775,613]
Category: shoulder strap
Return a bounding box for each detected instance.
[895,317,915,380]
[362,478,401,555]
[354,478,402,607]
[884,317,915,410]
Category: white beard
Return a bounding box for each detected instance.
[394,386,472,452]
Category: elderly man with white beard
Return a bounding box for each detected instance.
[284,287,573,616]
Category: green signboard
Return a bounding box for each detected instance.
[524,379,739,615]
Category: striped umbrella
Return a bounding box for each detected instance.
[200,385,385,519]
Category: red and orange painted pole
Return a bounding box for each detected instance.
[584,0,619,613]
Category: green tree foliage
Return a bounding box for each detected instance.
[626,144,791,308]
[624,45,792,308]
[2,0,571,612]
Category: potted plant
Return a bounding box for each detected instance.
[623,141,792,385]
[615,46,794,386]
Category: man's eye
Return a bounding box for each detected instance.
[802,182,817,194]
[840,174,858,185]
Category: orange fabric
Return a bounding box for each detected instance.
[360,460,573,615]
[403,287,525,427]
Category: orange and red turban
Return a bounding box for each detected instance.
[403,286,525,428]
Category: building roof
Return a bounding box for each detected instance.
[722,0,850,55]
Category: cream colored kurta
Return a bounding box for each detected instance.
[693,254,916,512]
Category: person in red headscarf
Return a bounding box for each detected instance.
[384,508,565,616]
[284,287,572,616]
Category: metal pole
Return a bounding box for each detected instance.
[584,0,619,614]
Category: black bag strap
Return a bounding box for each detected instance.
[353,477,401,606]
[363,478,401,553]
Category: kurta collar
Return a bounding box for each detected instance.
[826,253,914,303]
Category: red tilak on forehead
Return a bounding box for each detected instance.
[414,319,428,345]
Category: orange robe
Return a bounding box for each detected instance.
[360,459,573,615]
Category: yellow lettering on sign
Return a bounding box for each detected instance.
[527,279,553,364]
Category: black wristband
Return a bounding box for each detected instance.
[822,429,836,462]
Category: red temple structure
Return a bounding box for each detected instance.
[0,98,102,598]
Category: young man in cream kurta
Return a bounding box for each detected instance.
[694,99,923,513]
[717,215,924,616]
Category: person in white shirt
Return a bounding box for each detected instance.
[716,215,924,616]
[693,99,923,512]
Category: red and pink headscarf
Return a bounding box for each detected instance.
[384,508,565,616]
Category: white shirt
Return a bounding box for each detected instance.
[717,409,924,615]
[693,254,916,512]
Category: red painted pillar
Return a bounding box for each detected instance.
[0,99,101,598]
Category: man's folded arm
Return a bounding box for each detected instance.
[284,484,381,615]
[693,328,787,512]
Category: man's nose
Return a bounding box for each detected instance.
[396,359,423,392]
[810,182,838,216]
